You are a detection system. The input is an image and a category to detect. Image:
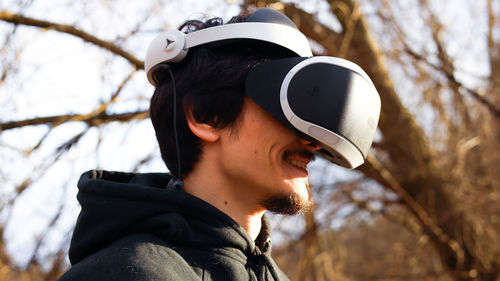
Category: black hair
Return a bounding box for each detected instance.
[149,13,296,178]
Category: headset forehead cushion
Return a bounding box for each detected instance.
[145,8,312,86]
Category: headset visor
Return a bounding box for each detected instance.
[246,56,381,168]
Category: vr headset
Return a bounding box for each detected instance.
[145,8,381,169]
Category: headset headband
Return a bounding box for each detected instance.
[145,22,312,85]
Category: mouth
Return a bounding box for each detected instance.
[283,149,315,173]
[286,159,308,170]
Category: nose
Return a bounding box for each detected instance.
[299,138,322,152]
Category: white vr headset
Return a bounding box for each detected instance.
[145,8,381,169]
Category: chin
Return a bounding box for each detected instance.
[263,179,312,215]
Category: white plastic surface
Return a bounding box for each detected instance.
[145,22,312,85]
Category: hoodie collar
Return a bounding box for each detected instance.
[69,170,274,264]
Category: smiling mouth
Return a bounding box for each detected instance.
[283,149,315,171]
[286,159,308,170]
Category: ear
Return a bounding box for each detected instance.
[186,112,220,143]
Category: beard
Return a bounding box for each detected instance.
[261,184,313,215]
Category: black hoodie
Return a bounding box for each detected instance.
[58,170,289,281]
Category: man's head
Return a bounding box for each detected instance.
[149,13,300,178]
[148,10,381,175]
[149,10,317,214]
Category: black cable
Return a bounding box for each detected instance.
[165,67,182,179]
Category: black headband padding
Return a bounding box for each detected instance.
[246,8,298,29]
[245,57,307,127]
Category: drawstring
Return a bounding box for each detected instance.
[247,245,281,281]
[260,254,280,281]
[245,215,280,280]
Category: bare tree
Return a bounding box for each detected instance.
[1,0,499,280]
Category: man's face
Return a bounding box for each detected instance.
[217,97,319,215]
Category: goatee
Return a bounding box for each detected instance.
[261,185,313,215]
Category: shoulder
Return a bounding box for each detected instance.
[58,233,200,281]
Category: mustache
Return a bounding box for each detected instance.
[283,149,315,161]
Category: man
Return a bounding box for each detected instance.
[58,7,379,281]
[58,8,317,281]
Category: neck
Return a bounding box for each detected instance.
[183,158,266,240]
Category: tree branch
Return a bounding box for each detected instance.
[487,0,500,93]
[0,110,149,131]
[282,3,343,55]
[0,10,144,69]
[359,156,466,267]
[404,46,500,117]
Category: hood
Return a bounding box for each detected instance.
[68,170,271,265]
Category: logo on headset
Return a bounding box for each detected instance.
[308,85,320,97]
[165,38,176,50]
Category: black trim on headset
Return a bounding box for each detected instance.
[246,7,298,29]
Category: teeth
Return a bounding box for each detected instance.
[287,159,307,170]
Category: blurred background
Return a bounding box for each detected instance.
[1,0,499,280]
